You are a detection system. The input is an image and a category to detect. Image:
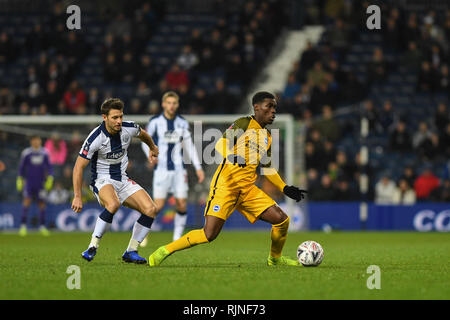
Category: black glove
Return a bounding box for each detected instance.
[227,154,246,168]
[283,185,308,202]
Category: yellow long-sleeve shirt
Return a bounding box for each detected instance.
[212,115,287,192]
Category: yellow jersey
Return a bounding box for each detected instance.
[212,115,273,191]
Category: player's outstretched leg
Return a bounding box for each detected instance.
[148,215,223,267]
[122,190,157,264]
[81,208,114,262]
[123,214,154,264]
[148,229,209,266]
[259,206,299,266]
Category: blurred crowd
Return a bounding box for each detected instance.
[276,1,450,203]
[0,0,288,116]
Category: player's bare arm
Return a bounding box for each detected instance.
[71,156,90,213]
[138,128,159,164]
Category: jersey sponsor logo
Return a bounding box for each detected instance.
[106,149,125,160]
[213,205,220,212]
[164,130,181,143]
[30,155,44,165]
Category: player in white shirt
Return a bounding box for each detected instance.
[141,91,204,243]
[72,98,159,264]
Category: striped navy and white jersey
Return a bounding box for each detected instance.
[142,113,201,171]
[79,121,141,185]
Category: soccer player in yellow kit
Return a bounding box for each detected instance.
[148,92,307,266]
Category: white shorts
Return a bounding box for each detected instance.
[153,169,188,199]
[90,177,144,205]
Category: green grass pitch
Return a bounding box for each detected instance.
[1,231,449,300]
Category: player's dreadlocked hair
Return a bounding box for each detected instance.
[252,91,275,106]
[101,98,124,115]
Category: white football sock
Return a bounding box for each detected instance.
[173,212,187,241]
[127,221,151,252]
[90,216,111,247]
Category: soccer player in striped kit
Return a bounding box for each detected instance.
[72,98,159,263]
[141,91,204,244]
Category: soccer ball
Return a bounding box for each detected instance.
[297,240,324,267]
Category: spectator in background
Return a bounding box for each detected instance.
[0,86,15,114]
[403,41,423,72]
[47,62,64,86]
[48,181,70,205]
[107,13,131,38]
[312,105,341,143]
[177,45,199,71]
[310,82,335,113]
[300,41,318,71]
[189,88,209,114]
[43,80,61,114]
[103,53,121,82]
[367,47,388,84]
[322,140,336,168]
[27,83,42,109]
[439,123,450,158]
[0,31,17,64]
[209,78,235,114]
[305,142,322,171]
[428,45,442,71]
[414,167,440,201]
[361,99,378,132]
[437,64,449,92]
[189,28,205,55]
[430,179,450,202]
[177,83,191,112]
[377,100,396,133]
[86,88,101,113]
[375,174,397,204]
[132,13,151,53]
[226,53,247,86]
[335,179,355,201]
[389,121,412,153]
[412,121,433,150]
[417,61,435,92]
[195,47,216,73]
[310,174,337,201]
[25,24,48,54]
[120,51,137,83]
[402,13,420,48]
[400,166,417,188]
[306,168,320,195]
[137,54,160,84]
[136,81,152,107]
[64,32,89,66]
[165,63,189,91]
[327,18,349,61]
[307,61,327,88]
[282,73,301,101]
[434,102,449,134]
[129,98,142,115]
[392,179,416,205]
[63,81,86,114]
[44,132,67,178]
[335,150,355,181]
[383,17,400,50]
